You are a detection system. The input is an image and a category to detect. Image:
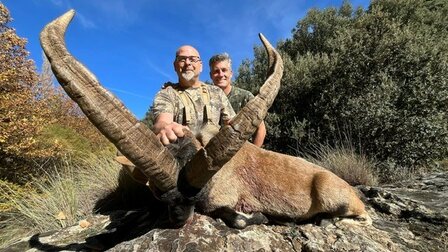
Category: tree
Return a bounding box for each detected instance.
[36,53,115,158]
[0,3,51,159]
[141,108,155,130]
[236,0,448,171]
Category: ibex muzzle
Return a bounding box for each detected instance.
[40,10,371,229]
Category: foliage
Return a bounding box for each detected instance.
[0,3,115,183]
[35,54,115,158]
[302,135,379,186]
[236,0,448,171]
[0,156,121,247]
[38,124,115,158]
[0,3,52,159]
[141,108,155,130]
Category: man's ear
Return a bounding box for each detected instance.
[198,61,203,73]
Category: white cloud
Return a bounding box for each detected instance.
[87,0,153,27]
[90,1,133,22]
[49,0,64,7]
[42,0,97,29]
[105,86,151,100]
[76,12,96,29]
[145,59,175,81]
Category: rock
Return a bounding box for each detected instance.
[3,172,447,251]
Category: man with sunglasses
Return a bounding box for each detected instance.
[152,45,235,146]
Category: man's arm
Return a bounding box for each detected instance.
[252,121,266,147]
[152,88,188,145]
[154,113,187,145]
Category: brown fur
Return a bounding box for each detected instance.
[197,142,370,225]
[116,132,370,227]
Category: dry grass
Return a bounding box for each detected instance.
[304,141,379,186]
[437,160,448,171]
[0,155,121,248]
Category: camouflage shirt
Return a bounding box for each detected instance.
[227,86,254,113]
[152,82,235,133]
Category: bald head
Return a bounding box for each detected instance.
[173,45,203,87]
[175,45,200,59]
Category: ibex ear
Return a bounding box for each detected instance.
[115,156,135,167]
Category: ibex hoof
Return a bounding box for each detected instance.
[168,204,195,228]
[333,214,373,227]
[232,212,269,229]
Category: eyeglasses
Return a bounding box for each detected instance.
[176,56,201,63]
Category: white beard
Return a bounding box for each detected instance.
[181,71,195,81]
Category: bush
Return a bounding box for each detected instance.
[38,124,115,159]
[1,4,115,184]
[0,156,121,247]
[305,143,378,186]
[236,0,448,172]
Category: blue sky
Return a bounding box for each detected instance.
[3,0,370,119]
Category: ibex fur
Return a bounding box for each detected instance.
[197,142,371,228]
[40,10,371,229]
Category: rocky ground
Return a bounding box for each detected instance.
[3,172,447,252]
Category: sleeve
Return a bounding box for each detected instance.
[244,91,255,105]
[152,88,175,119]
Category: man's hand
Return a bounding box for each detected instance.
[157,122,189,145]
[154,112,189,145]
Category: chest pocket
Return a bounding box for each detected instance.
[173,84,214,127]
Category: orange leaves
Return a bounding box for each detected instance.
[0,3,49,159]
[0,3,113,170]
[79,219,92,228]
[0,4,10,25]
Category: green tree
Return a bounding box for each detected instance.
[236,0,448,171]
[141,108,155,130]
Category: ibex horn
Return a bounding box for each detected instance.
[179,33,284,194]
[40,10,179,192]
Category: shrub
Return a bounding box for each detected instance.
[236,0,448,173]
[302,135,379,186]
[0,156,121,247]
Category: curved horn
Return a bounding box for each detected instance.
[179,33,284,193]
[40,10,178,192]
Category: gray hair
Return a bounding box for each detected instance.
[209,53,232,69]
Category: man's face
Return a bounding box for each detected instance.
[174,46,203,83]
[210,60,233,90]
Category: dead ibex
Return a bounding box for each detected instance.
[40,10,371,229]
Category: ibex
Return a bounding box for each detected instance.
[40,10,371,229]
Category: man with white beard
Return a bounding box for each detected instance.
[152,45,235,145]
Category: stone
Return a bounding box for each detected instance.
[3,172,447,252]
